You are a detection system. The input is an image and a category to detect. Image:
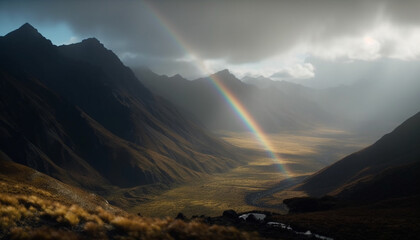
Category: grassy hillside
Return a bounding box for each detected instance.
[0,191,257,240]
[0,156,257,240]
[0,151,121,213]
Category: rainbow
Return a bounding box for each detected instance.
[144,2,290,177]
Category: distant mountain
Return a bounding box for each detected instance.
[242,75,420,136]
[319,79,420,136]
[0,23,245,193]
[137,69,333,132]
[242,76,309,92]
[295,111,420,200]
[241,76,274,89]
[241,76,319,101]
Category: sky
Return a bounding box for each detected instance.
[1,0,420,87]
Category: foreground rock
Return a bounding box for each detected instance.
[192,210,333,240]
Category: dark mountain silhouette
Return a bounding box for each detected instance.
[136,69,333,132]
[278,112,420,240]
[295,111,420,200]
[0,23,245,192]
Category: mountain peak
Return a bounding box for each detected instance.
[171,73,184,79]
[3,23,53,48]
[18,23,38,33]
[207,69,245,88]
[211,69,238,80]
[61,37,123,69]
[80,38,104,48]
[20,23,37,31]
[215,69,231,76]
[213,69,238,79]
[6,23,45,39]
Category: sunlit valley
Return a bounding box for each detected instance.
[1,1,420,240]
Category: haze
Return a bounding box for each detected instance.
[1,1,420,239]
[1,0,420,84]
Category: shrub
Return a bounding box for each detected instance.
[0,192,258,240]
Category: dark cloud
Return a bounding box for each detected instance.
[1,0,420,78]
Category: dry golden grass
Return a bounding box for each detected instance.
[0,188,258,240]
[218,129,369,162]
[126,129,371,217]
[0,158,121,215]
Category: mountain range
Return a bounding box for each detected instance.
[1,23,419,240]
[138,68,420,136]
[136,68,333,133]
[2,23,419,208]
[0,23,245,195]
[243,75,420,136]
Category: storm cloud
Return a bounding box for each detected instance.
[1,0,420,79]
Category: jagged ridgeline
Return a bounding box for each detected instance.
[0,23,247,193]
[136,68,334,133]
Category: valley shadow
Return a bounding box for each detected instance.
[245,176,307,210]
[249,163,319,173]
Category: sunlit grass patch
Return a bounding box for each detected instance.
[127,129,370,217]
[0,191,258,240]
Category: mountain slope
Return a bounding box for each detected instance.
[137,69,333,132]
[0,23,245,192]
[0,69,206,189]
[0,157,255,240]
[276,111,420,240]
[0,150,119,213]
[295,111,420,197]
[335,160,420,202]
